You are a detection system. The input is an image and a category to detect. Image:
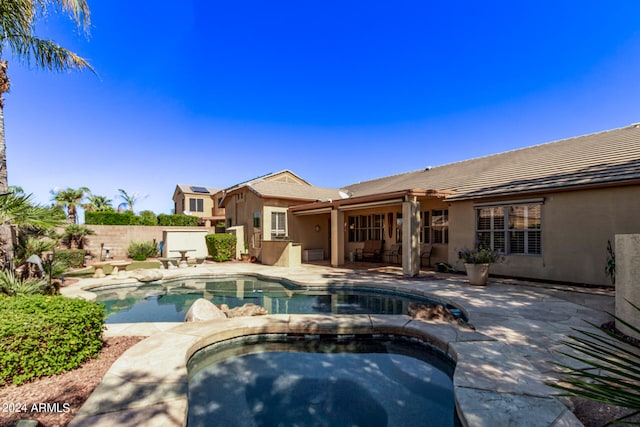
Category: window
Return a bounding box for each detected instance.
[189,198,204,213]
[347,214,384,242]
[432,209,449,244]
[396,213,403,243]
[271,212,287,239]
[477,207,505,252]
[253,211,261,228]
[420,211,430,243]
[476,204,541,255]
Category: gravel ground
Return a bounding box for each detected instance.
[0,337,144,427]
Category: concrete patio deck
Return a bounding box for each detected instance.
[62,261,614,427]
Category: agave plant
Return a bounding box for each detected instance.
[0,270,49,296]
[551,301,640,425]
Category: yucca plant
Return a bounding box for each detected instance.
[551,301,640,425]
[0,270,49,296]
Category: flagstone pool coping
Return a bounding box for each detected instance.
[63,263,600,426]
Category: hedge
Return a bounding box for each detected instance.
[205,234,236,262]
[85,211,139,225]
[157,214,199,226]
[85,211,199,226]
[0,295,105,385]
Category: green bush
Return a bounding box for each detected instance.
[157,214,198,226]
[205,233,236,262]
[127,240,158,261]
[55,249,86,268]
[0,295,105,385]
[136,210,158,226]
[85,211,138,225]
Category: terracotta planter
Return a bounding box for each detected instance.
[464,263,490,286]
[240,253,250,261]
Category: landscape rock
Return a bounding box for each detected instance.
[408,302,457,322]
[129,269,163,282]
[185,298,228,322]
[219,303,268,318]
[408,302,475,330]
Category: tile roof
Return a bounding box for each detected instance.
[344,124,640,201]
[249,180,342,202]
[176,184,221,195]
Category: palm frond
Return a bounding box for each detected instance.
[0,192,64,229]
[550,301,640,425]
[0,0,92,71]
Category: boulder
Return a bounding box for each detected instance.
[129,269,163,282]
[185,298,228,322]
[408,302,475,330]
[220,303,268,318]
[408,303,456,322]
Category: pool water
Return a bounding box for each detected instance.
[188,335,460,427]
[92,276,463,323]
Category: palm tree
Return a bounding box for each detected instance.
[61,224,95,249]
[0,192,64,270]
[84,194,113,212]
[0,0,93,270]
[51,187,90,224]
[118,189,139,213]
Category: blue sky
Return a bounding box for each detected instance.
[5,1,640,215]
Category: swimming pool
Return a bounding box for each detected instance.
[187,334,461,427]
[90,275,464,323]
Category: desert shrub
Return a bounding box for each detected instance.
[157,214,198,226]
[55,249,86,268]
[0,271,50,296]
[0,295,105,385]
[205,233,236,262]
[127,240,158,261]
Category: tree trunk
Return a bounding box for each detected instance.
[68,205,77,224]
[0,59,14,271]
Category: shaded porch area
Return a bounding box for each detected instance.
[289,189,453,277]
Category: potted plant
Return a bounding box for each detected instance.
[458,245,503,285]
[240,242,250,261]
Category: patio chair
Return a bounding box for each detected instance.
[356,240,383,262]
[383,243,401,264]
[420,244,433,267]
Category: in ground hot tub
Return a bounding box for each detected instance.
[187,334,461,427]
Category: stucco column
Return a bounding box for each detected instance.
[615,234,640,340]
[402,199,421,277]
[331,209,344,267]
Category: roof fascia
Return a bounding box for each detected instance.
[446,178,640,202]
[290,189,451,213]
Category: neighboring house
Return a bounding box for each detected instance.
[172,184,225,226]
[220,170,342,260]
[290,124,640,285]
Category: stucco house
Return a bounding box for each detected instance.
[290,124,640,285]
[172,184,225,226]
[219,170,342,262]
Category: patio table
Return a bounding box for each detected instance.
[170,249,196,268]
